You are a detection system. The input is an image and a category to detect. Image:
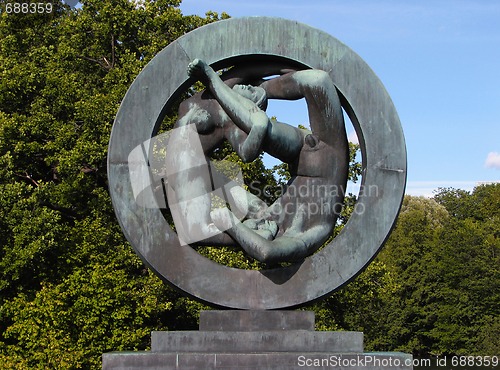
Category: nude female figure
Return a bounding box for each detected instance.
[185,59,349,264]
[165,62,296,246]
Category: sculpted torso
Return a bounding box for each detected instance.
[165,60,349,263]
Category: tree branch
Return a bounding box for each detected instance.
[110,33,115,68]
[15,172,40,187]
[40,202,79,220]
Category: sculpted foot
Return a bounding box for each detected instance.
[242,218,278,241]
[262,220,278,238]
[256,220,278,241]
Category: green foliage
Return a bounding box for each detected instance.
[312,260,399,335]
[2,265,169,368]
[361,186,500,356]
[313,186,499,357]
[0,1,227,368]
[347,142,362,183]
[1,0,498,366]
[210,143,284,206]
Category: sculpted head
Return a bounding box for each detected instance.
[233,84,268,110]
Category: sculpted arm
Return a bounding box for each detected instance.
[211,207,331,264]
[188,59,269,162]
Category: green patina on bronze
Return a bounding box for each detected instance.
[107,17,406,309]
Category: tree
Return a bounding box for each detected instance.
[0,1,228,368]
[0,5,373,360]
[364,187,500,356]
[2,0,497,365]
[431,185,500,355]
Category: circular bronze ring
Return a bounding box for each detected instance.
[108,17,407,309]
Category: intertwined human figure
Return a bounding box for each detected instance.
[167,59,349,263]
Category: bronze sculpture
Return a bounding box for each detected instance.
[166,58,348,263]
[107,17,406,309]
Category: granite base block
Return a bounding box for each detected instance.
[151,330,363,353]
[102,352,413,370]
[102,311,413,370]
[199,309,316,331]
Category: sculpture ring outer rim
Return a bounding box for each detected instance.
[107,17,407,309]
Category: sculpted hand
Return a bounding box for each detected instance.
[187,59,210,79]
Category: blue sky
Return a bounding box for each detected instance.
[179,0,500,196]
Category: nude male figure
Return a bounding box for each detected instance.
[165,62,294,245]
[188,59,349,264]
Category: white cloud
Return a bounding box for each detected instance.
[346,181,478,198]
[345,180,500,199]
[347,130,359,145]
[485,152,500,169]
[405,181,476,198]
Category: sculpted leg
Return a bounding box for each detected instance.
[210,207,317,264]
[260,70,346,147]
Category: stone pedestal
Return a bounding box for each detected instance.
[102,310,412,369]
